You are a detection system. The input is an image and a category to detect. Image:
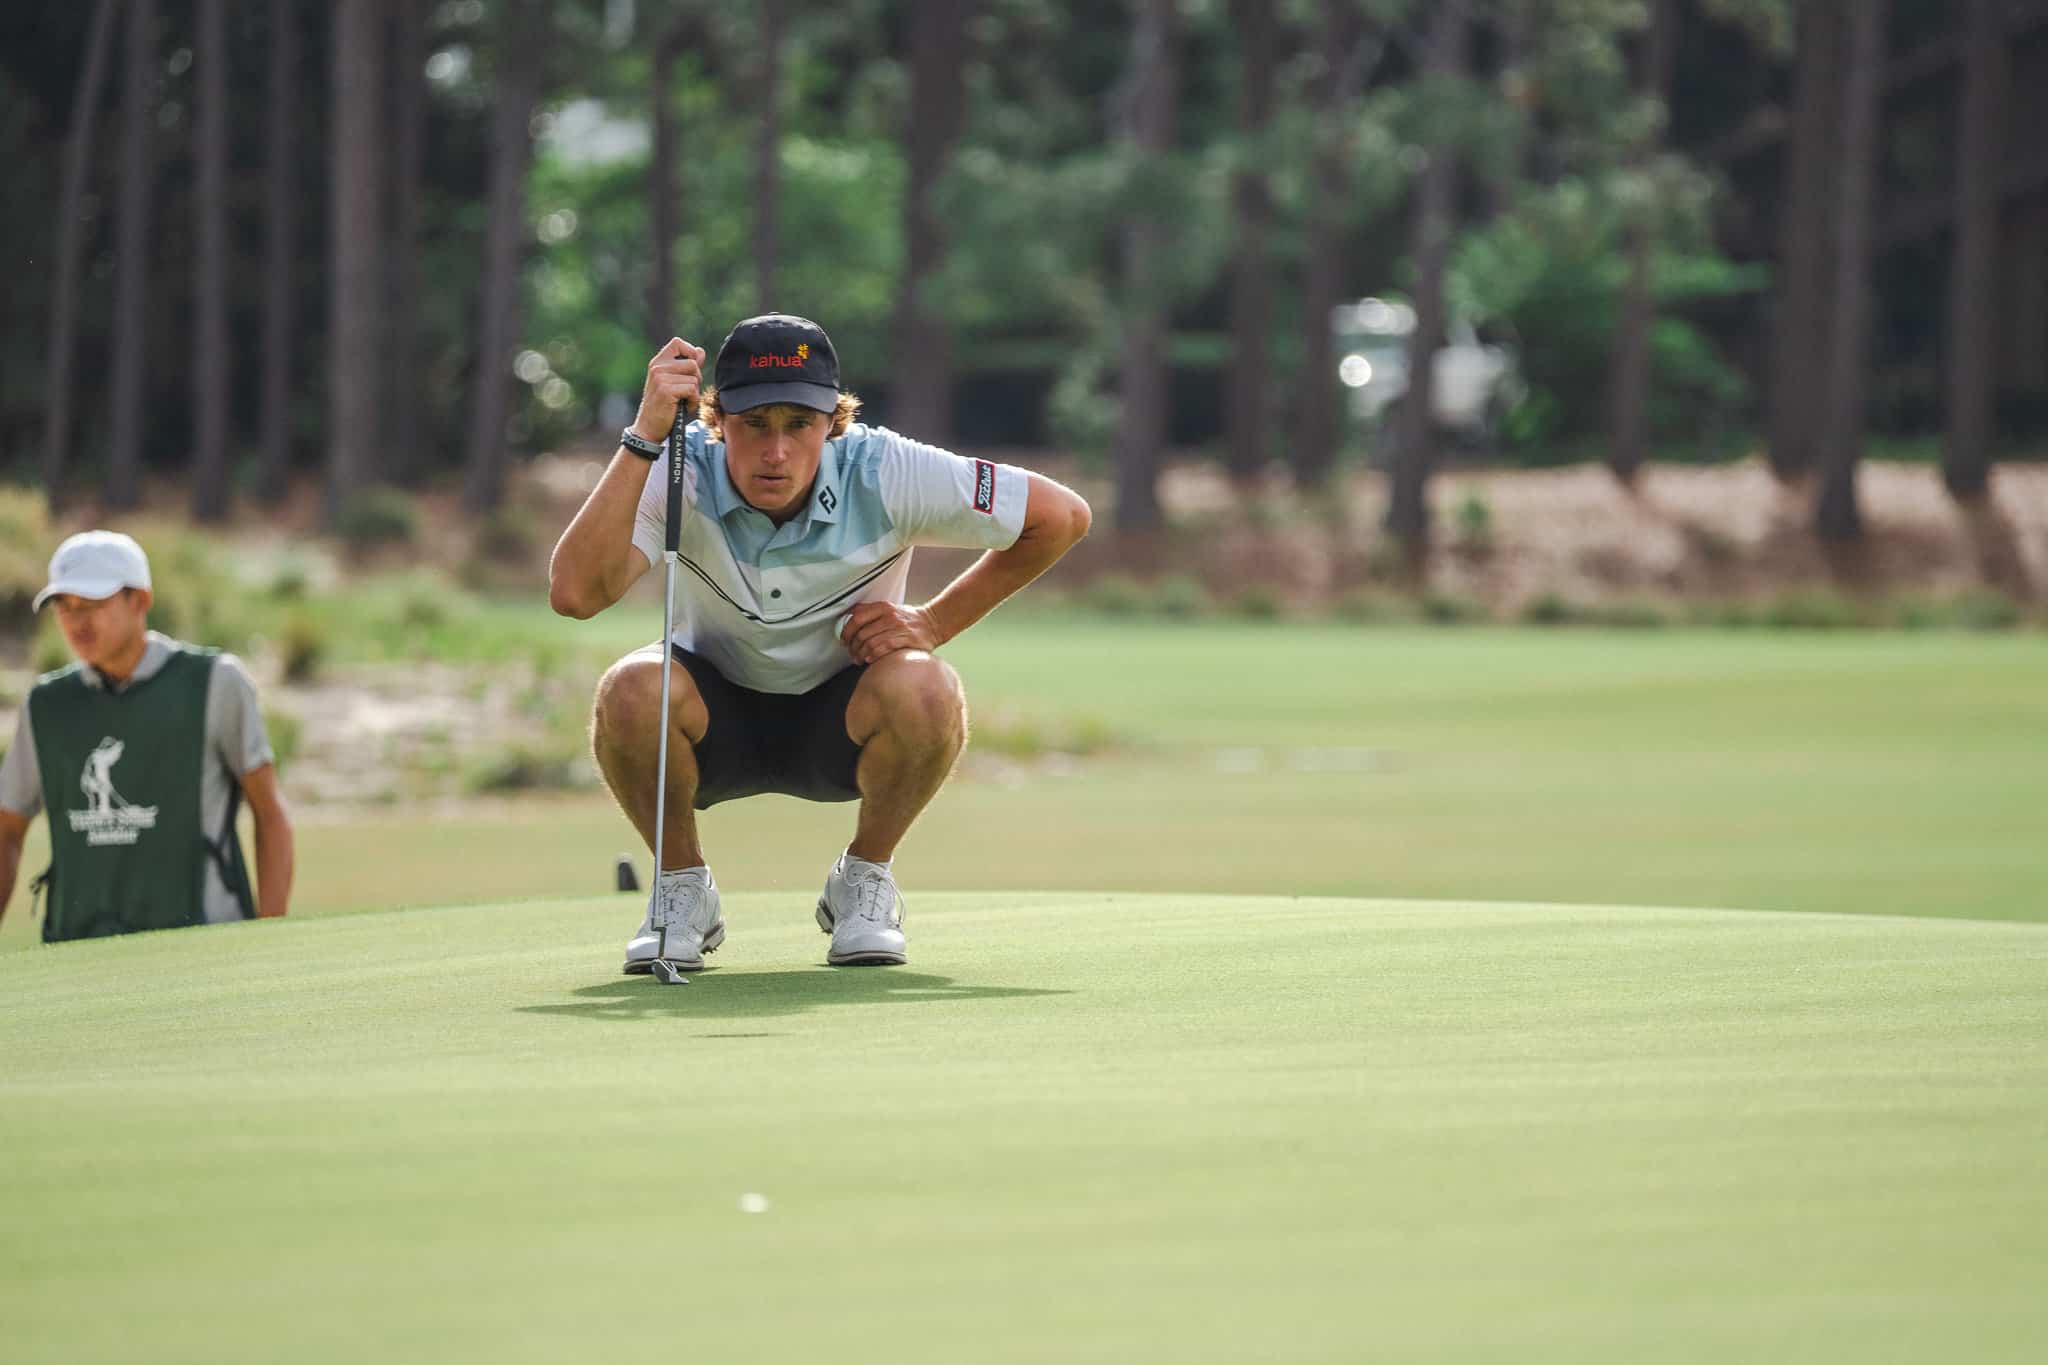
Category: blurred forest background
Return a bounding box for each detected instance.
[2,0,2045,600]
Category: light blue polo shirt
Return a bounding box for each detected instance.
[630,422,1030,694]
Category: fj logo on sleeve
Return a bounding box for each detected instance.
[68,736,159,846]
[818,485,837,513]
[973,460,996,514]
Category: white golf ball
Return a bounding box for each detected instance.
[738,1192,770,1214]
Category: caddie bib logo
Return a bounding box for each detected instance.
[68,735,159,846]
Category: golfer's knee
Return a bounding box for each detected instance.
[593,654,704,750]
[871,655,965,747]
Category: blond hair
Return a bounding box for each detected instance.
[698,388,862,442]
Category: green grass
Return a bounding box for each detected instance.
[6,621,2045,944]
[2,894,2043,1364]
[7,621,2046,1359]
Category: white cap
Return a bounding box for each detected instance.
[33,531,153,612]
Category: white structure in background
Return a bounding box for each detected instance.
[1332,297,1521,448]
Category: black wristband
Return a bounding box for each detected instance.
[619,426,664,460]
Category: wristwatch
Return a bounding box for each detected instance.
[619,426,665,460]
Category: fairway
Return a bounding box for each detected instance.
[4,893,2044,1364]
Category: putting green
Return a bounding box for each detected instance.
[2,893,2043,1364]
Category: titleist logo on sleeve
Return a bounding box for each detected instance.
[973,460,996,514]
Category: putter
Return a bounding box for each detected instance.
[649,398,691,986]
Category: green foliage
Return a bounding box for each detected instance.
[1451,178,1765,458]
[1076,573,1149,616]
[265,707,302,774]
[0,485,52,620]
[1421,590,1485,625]
[1450,487,1494,551]
[1153,574,1211,620]
[1228,585,1285,620]
[333,490,420,553]
[970,705,1121,760]
[463,741,592,796]
[279,614,328,684]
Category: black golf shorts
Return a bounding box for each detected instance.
[668,644,867,809]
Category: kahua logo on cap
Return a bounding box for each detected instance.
[33,531,153,612]
[714,314,841,414]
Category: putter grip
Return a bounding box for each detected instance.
[665,405,688,555]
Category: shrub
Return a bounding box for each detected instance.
[1760,590,1870,630]
[1451,487,1494,551]
[475,505,540,563]
[464,741,592,795]
[333,489,419,552]
[1421,591,1484,625]
[1078,573,1148,616]
[1591,598,1672,629]
[1154,574,1210,619]
[32,620,71,674]
[1521,592,1577,625]
[0,485,52,618]
[971,707,1121,760]
[265,707,302,773]
[279,613,328,682]
[1332,589,1414,624]
[1893,590,2023,632]
[1229,585,1284,620]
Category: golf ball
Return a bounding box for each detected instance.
[738,1193,770,1214]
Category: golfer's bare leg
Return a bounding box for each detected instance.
[843,651,967,863]
[591,649,710,871]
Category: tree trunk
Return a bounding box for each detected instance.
[1294,0,1363,491]
[1814,0,1886,542]
[108,0,158,512]
[1604,0,1680,486]
[328,0,387,514]
[258,0,300,503]
[1943,0,2005,502]
[753,0,785,312]
[891,0,974,443]
[191,0,231,521]
[1384,0,1469,549]
[462,0,549,513]
[388,0,429,484]
[1223,0,1275,485]
[40,0,120,505]
[1113,0,1179,532]
[1767,1,1842,482]
[647,16,679,349]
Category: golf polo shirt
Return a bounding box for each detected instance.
[0,632,273,926]
[630,422,1030,694]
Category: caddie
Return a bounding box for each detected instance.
[549,314,1091,971]
[0,531,295,940]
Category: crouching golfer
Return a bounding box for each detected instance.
[0,531,295,940]
[550,315,1090,969]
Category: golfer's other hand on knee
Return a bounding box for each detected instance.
[841,601,943,665]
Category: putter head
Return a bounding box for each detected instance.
[651,959,689,986]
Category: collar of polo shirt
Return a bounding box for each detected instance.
[706,431,844,528]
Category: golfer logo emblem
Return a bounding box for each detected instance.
[68,736,158,846]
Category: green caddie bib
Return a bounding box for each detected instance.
[29,644,233,942]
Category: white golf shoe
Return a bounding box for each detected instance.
[816,852,907,966]
[624,866,725,974]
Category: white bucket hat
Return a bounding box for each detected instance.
[32,531,153,612]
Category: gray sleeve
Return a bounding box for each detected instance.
[207,655,275,778]
[0,701,43,820]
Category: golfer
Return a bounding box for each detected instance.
[550,314,1090,970]
[0,531,295,940]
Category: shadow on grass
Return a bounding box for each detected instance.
[517,968,1071,1021]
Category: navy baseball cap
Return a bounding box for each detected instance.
[712,313,841,414]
